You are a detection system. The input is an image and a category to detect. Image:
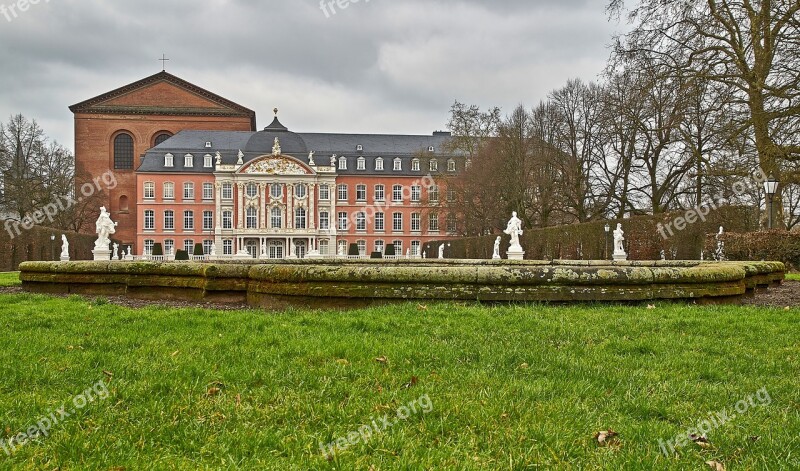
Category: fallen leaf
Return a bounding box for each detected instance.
[594,430,619,446]
[417,304,428,311]
[207,387,221,397]
[647,304,656,310]
[500,413,509,419]
[785,306,791,311]
[402,376,419,389]
[103,370,114,378]
[690,433,710,448]
[519,363,529,369]
[171,350,180,357]
[335,359,350,366]
[375,356,388,364]
[748,435,760,442]
[706,460,725,471]
[235,394,241,407]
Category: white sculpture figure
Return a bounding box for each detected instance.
[337,243,346,257]
[113,243,120,261]
[60,235,70,261]
[660,249,666,261]
[94,207,117,250]
[423,251,427,259]
[331,154,337,167]
[504,211,525,260]
[125,246,133,261]
[272,137,282,156]
[493,236,501,260]
[406,248,411,259]
[210,243,217,257]
[215,151,222,165]
[612,223,627,261]
[715,226,725,261]
[261,241,267,257]
[308,151,316,166]
[438,244,445,259]
[236,149,244,165]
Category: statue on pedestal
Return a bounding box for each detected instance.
[492,236,501,260]
[613,223,627,261]
[504,212,525,260]
[113,243,120,261]
[438,244,445,259]
[60,235,70,261]
[308,151,316,166]
[94,207,117,251]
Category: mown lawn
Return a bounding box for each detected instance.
[0,291,798,470]
[0,272,20,287]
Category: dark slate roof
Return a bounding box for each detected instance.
[137,124,465,175]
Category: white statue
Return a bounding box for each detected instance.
[613,223,627,260]
[60,235,70,261]
[113,243,119,260]
[272,137,282,156]
[715,226,726,261]
[94,206,117,250]
[308,151,316,166]
[406,248,411,259]
[215,151,222,165]
[237,149,244,165]
[126,246,132,257]
[423,251,427,259]
[261,241,267,257]
[331,154,337,167]
[504,212,524,252]
[337,244,346,257]
[493,236,501,260]
[660,249,666,261]
[210,243,217,257]
[438,244,445,259]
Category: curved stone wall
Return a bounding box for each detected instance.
[18,260,785,309]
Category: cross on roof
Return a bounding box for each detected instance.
[159,54,169,71]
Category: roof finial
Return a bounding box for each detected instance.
[274,108,279,116]
[159,54,170,71]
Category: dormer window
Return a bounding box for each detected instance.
[338,156,347,170]
[428,146,435,153]
[184,154,194,167]
[412,159,420,171]
[205,141,212,148]
[164,153,174,167]
[393,158,402,171]
[204,154,213,168]
[448,159,456,172]
[357,157,366,170]
[429,159,438,171]
[356,144,363,152]
[375,157,384,171]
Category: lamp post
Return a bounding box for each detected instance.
[604,223,610,260]
[764,174,779,229]
[50,234,55,261]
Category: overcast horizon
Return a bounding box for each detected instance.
[0,0,623,151]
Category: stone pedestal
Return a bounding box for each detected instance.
[92,249,111,261]
[60,255,70,262]
[507,248,525,261]
[124,254,134,261]
[613,252,628,261]
[234,250,253,260]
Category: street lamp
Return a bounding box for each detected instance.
[764,174,779,229]
[50,234,55,261]
[604,223,610,260]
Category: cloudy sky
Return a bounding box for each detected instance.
[0,0,623,150]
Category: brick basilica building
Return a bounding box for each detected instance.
[71,72,464,258]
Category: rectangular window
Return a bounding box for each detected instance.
[203,211,213,230]
[393,159,402,171]
[184,211,194,231]
[223,240,233,255]
[144,210,154,230]
[429,213,439,232]
[337,212,348,231]
[447,188,457,202]
[318,184,329,201]
[203,240,214,255]
[393,240,403,254]
[357,158,366,170]
[357,240,367,256]
[222,183,232,200]
[375,158,384,171]
[222,211,232,229]
[184,239,194,253]
[184,155,194,167]
[144,182,155,199]
[164,182,174,200]
[144,239,154,255]
[356,212,366,231]
[203,183,214,200]
[338,157,347,170]
[164,239,174,255]
[337,184,348,201]
[271,208,283,229]
[375,240,385,254]
[374,185,385,201]
[164,210,174,231]
[411,240,421,256]
[448,160,456,172]
[393,212,403,232]
[319,211,330,230]
[429,159,438,171]
[411,186,421,202]
[270,183,282,199]
[447,214,457,233]
[356,184,366,201]
[412,159,420,171]
[429,186,439,203]
[411,213,421,232]
[204,155,213,168]
[183,182,194,200]
[375,212,385,232]
[392,185,403,202]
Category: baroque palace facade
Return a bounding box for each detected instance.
[71,71,463,258]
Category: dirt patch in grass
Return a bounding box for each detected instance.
[742,280,800,308]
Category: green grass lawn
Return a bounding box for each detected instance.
[785,273,800,281]
[0,272,20,287]
[0,292,798,470]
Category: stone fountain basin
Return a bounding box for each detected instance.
[19,259,784,309]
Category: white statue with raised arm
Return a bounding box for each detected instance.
[504,211,525,259]
[613,223,627,261]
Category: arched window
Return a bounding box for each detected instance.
[119,195,129,212]
[271,206,283,229]
[114,133,134,169]
[154,133,172,147]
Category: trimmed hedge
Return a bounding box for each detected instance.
[193,243,205,256]
[175,250,190,261]
[426,206,758,261]
[708,230,800,270]
[152,243,164,257]
[348,243,360,257]
[385,244,396,257]
[0,219,97,270]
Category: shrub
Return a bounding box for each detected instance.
[175,250,190,261]
[707,230,800,269]
[193,243,205,256]
[348,243,360,256]
[385,244,396,257]
[152,243,164,256]
[370,251,383,259]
